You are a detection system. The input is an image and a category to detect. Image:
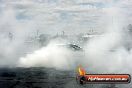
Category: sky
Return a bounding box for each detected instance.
[0,0,131,35]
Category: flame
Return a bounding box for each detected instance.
[78,66,86,76]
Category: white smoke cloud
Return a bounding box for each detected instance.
[18,41,77,70]
[82,4,132,73]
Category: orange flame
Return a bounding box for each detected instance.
[78,66,86,76]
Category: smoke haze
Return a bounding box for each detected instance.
[0,0,132,75]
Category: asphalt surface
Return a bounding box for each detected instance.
[0,67,77,88]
